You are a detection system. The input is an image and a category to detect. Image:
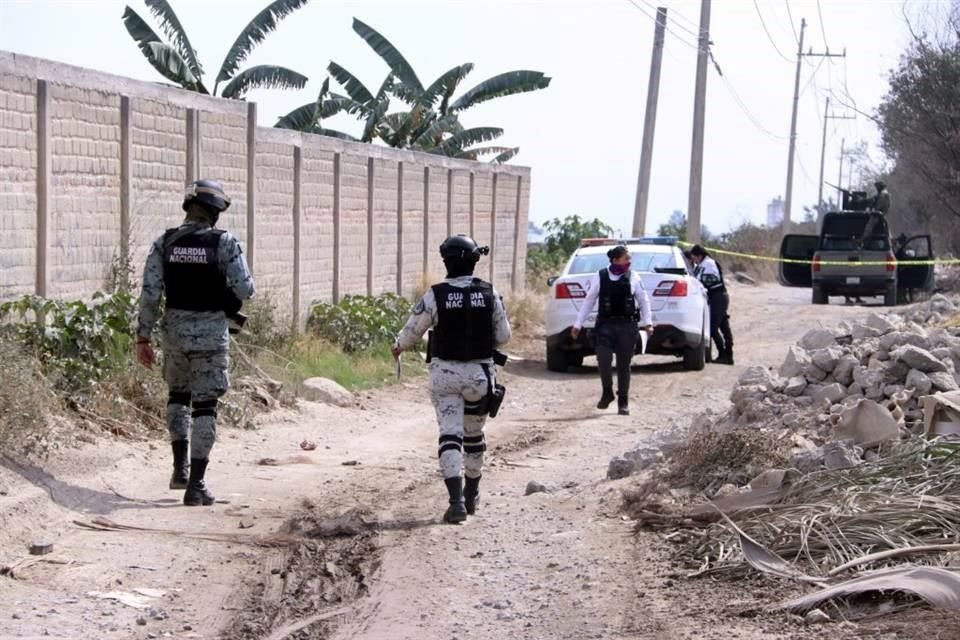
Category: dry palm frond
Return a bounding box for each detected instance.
[680,439,960,577]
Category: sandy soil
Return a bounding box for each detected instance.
[1,283,955,640]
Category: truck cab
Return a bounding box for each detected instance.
[778,208,933,306]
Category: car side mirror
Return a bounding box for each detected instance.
[546,276,558,287]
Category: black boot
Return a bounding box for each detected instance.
[443,477,467,524]
[597,388,615,410]
[169,440,189,490]
[183,458,215,506]
[717,349,735,366]
[464,475,481,516]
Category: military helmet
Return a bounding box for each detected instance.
[439,234,490,261]
[875,180,886,190]
[182,179,231,213]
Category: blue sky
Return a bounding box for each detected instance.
[0,0,937,236]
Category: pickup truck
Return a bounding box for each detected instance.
[778,211,933,306]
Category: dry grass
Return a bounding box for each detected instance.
[504,289,547,337]
[0,336,63,457]
[664,429,789,494]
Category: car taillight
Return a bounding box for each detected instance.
[555,282,586,299]
[812,255,821,273]
[886,253,896,272]
[652,280,687,297]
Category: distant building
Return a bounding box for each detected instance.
[766,197,785,228]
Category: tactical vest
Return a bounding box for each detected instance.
[162,228,227,312]
[597,268,636,321]
[695,258,726,293]
[430,279,496,361]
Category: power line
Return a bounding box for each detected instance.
[707,50,789,142]
[815,0,834,62]
[636,0,701,39]
[752,0,793,63]
[623,0,705,52]
[784,0,801,45]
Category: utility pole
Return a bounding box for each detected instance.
[837,137,845,203]
[817,96,855,216]
[782,19,845,235]
[686,0,711,245]
[632,6,667,238]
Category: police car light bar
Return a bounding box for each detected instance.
[579,236,677,247]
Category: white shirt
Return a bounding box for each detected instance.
[693,256,724,290]
[574,269,653,329]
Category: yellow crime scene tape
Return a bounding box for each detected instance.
[675,241,960,267]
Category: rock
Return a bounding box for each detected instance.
[883,384,905,398]
[822,440,863,470]
[833,356,859,386]
[731,385,767,410]
[525,481,551,495]
[136,617,147,626]
[814,383,847,406]
[715,483,742,497]
[930,371,960,392]
[847,382,864,397]
[29,541,53,556]
[803,363,829,383]
[811,347,843,373]
[837,399,899,447]
[805,609,831,625]
[738,366,774,388]
[932,347,953,363]
[749,469,792,490]
[301,377,355,407]
[880,331,931,352]
[800,329,836,351]
[865,313,897,335]
[606,457,636,480]
[929,293,957,315]
[794,396,815,407]
[883,361,911,385]
[802,383,826,398]
[905,369,933,395]
[893,345,948,374]
[791,450,822,474]
[780,345,812,379]
[732,272,757,285]
[852,324,882,340]
[784,377,807,397]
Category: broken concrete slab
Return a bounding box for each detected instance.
[930,371,960,393]
[833,355,859,386]
[893,345,948,374]
[800,328,837,351]
[865,313,898,335]
[906,369,934,395]
[784,377,807,397]
[301,377,355,407]
[822,440,863,470]
[836,399,899,448]
[811,346,843,373]
[814,383,847,406]
[780,345,812,379]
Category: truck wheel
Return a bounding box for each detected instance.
[683,342,706,371]
[546,344,568,372]
[884,283,898,306]
[812,285,828,305]
[567,353,584,369]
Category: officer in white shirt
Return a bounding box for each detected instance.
[687,244,734,365]
[571,246,653,415]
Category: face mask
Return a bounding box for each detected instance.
[609,262,631,276]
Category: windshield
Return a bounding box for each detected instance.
[567,250,680,275]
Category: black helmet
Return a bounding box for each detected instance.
[875,180,886,190]
[439,235,490,261]
[182,179,231,213]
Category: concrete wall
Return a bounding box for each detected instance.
[0,51,531,325]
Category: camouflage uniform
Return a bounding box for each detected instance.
[137,222,255,460]
[395,276,512,484]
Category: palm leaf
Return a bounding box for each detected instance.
[122,7,198,88]
[411,112,462,150]
[449,70,551,114]
[315,128,359,141]
[454,146,517,161]
[215,0,309,91]
[361,97,391,143]
[424,63,474,113]
[490,147,519,164]
[327,61,375,105]
[143,0,203,79]
[435,127,504,156]
[352,18,423,96]
[219,65,307,99]
[275,78,333,131]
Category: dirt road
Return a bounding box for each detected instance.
[0,284,927,639]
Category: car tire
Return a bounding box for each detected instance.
[683,342,706,371]
[884,283,897,307]
[566,353,584,369]
[546,344,568,372]
[812,285,828,305]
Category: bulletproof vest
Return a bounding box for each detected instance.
[598,268,636,321]
[696,258,726,293]
[162,228,227,312]
[430,279,496,361]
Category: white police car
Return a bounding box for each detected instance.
[544,237,710,372]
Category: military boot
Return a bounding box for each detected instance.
[597,387,615,410]
[617,392,630,416]
[183,458,215,506]
[464,475,481,516]
[169,440,189,490]
[443,477,467,524]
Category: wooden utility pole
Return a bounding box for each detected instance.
[686,0,711,245]
[817,97,855,215]
[837,137,845,203]
[632,6,667,238]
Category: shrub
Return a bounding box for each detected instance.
[307,293,413,353]
[0,336,61,457]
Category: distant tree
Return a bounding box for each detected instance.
[121,0,309,100]
[525,215,614,282]
[655,210,712,243]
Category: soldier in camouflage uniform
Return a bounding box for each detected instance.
[392,235,512,524]
[136,179,256,506]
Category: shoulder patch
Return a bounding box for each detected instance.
[414,299,427,314]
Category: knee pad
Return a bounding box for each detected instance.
[438,434,463,458]
[191,398,218,420]
[463,433,486,455]
[168,391,192,407]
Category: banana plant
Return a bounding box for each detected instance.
[121,0,309,99]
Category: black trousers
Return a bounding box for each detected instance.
[708,290,734,355]
[594,319,640,403]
